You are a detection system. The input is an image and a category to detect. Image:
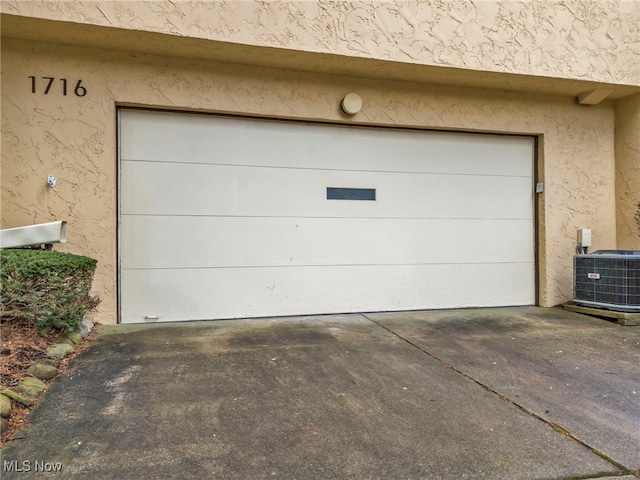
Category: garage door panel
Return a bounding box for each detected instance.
[121,161,532,219]
[119,110,535,323]
[121,216,533,269]
[120,263,535,323]
[120,110,532,178]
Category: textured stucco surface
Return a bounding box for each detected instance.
[0,37,620,324]
[1,0,639,87]
[615,94,640,248]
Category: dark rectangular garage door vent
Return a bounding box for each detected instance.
[327,187,376,201]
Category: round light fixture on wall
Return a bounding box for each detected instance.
[341,93,362,115]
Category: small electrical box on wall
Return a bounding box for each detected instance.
[577,228,592,248]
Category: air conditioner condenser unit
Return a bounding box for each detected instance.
[574,250,640,312]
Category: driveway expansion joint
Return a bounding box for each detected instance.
[361,314,633,477]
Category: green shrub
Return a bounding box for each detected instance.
[0,249,100,334]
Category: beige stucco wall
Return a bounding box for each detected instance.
[615,94,640,248]
[2,0,639,87]
[1,37,620,324]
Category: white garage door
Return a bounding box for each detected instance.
[119,109,535,323]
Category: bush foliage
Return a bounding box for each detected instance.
[1,249,99,334]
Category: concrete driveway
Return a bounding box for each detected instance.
[2,307,639,479]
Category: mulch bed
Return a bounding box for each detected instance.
[0,321,99,447]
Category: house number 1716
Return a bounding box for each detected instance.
[28,76,87,97]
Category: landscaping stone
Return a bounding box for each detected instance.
[1,388,32,407]
[36,358,59,368]
[17,377,47,398]
[61,338,76,346]
[47,343,74,360]
[80,318,94,338]
[0,417,8,433]
[0,394,11,418]
[66,331,83,345]
[27,362,59,381]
